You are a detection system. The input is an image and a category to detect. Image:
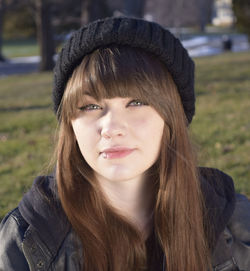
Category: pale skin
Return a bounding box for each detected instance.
[71,95,165,238]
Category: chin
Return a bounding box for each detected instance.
[105,174,133,182]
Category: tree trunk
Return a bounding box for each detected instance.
[0,0,6,62]
[198,0,213,32]
[123,0,145,18]
[35,0,54,71]
[81,0,109,25]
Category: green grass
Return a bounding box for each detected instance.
[192,52,250,195]
[2,38,62,58]
[0,51,250,221]
[0,72,57,218]
[2,39,39,58]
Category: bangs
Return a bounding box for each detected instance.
[61,45,176,122]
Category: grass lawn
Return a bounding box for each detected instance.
[2,39,62,58]
[0,51,250,221]
[2,39,39,58]
[192,51,250,195]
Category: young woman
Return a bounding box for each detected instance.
[0,17,249,271]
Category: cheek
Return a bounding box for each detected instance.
[134,113,164,135]
[72,119,84,142]
[132,114,164,156]
[153,118,165,139]
[71,119,97,152]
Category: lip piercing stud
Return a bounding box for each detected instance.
[102,152,107,159]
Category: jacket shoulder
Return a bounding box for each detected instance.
[199,168,250,270]
[0,208,30,270]
[211,194,250,271]
[1,207,29,229]
[199,167,235,194]
[199,167,236,236]
[228,193,250,270]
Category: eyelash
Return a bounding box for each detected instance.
[78,99,148,111]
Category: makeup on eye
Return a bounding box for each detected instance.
[77,99,149,111]
[127,99,149,107]
[78,104,102,111]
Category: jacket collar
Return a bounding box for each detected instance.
[199,167,236,250]
[18,167,236,265]
[19,175,70,258]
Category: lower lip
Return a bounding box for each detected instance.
[101,150,134,159]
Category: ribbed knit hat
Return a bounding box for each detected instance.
[53,16,195,123]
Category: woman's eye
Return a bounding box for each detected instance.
[128,99,148,107]
[79,104,101,111]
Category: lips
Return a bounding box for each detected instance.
[100,147,135,159]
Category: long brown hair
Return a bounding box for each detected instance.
[55,45,211,271]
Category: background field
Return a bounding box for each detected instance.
[2,39,39,58]
[0,51,249,221]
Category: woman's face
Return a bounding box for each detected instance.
[71,95,164,183]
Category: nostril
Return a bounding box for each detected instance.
[101,130,112,139]
[101,128,126,139]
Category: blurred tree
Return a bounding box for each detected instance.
[144,0,214,31]
[105,0,145,18]
[3,3,36,39]
[123,0,145,17]
[33,0,55,71]
[2,0,82,39]
[52,0,82,33]
[81,0,111,25]
[232,0,250,39]
[0,0,6,61]
[198,0,214,32]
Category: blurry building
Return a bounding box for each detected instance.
[144,0,195,27]
[144,0,214,30]
[212,0,234,26]
[108,0,215,30]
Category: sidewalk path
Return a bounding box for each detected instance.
[182,33,249,57]
[0,56,39,77]
[0,34,249,77]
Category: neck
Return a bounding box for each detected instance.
[96,173,155,238]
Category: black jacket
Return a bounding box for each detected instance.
[0,167,250,271]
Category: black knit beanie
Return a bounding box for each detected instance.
[53,16,195,123]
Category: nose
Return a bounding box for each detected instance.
[100,111,127,139]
